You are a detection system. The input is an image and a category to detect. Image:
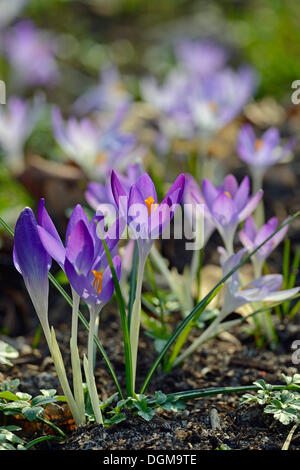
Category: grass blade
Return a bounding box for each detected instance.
[161,383,300,402]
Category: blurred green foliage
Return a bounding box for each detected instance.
[23,0,300,102]
[226,0,300,100]
[0,165,33,228]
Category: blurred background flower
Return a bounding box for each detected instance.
[0,0,299,259]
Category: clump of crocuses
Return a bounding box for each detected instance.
[14,199,121,425]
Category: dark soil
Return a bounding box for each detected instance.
[1,300,300,451]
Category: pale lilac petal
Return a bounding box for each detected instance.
[202,179,219,211]
[262,127,280,148]
[238,190,263,222]
[212,192,235,226]
[255,217,278,246]
[223,175,238,197]
[263,287,300,303]
[233,176,250,212]
[243,215,257,241]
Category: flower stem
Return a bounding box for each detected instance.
[70,288,85,424]
[85,305,103,425]
[130,254,146,391]
[50,327,83,426]
[252,171,265,227]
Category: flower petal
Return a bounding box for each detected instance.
[37,225,66,269]
[135,173,158,203]
[223,174,238,197]
[202,179,219,211]
[233,176,250,212]
[66,204,89,244]
[66,220,94,276]
[212,192,235,227]
[13,208,51,319]
[238,190,263,222]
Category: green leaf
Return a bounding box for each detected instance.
[23,406,44,422]
[0,426,22,432]
[40,389,57,397]
[0,379,20,392]
[25,435,63,449]
[0,340,19,366]
[265,406,298,425]
[1,400,29,414]
[30,395,58,407]
[0,391,20,401]
[0,428,25,445]
[161,396,186,412]
[16,392,32,401]
[104,413,126,426]
[137,408,155,421]
[155,391,168,406]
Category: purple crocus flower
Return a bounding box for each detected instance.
[72,66,132,116]
[140,70,195,140]
[37,199,121,309]
[52,107,102,174]
[183,174,215,247]
[13,207,52,345]
[85,164,143,212]
[0,95,44,172]
[52,107,137,179]
[172,248,299,365]
[239,215,289,277]
[175,39,228,78]
[237,124,295,190]
[13,206,86,424]
[111,171,185,388]
[4,20,59,88]
[201,174,263,254]
[220,249,300,316]
[37,199,120,424]
[189,66,257,137]
[112,172,186,254]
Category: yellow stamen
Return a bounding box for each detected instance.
[92,270,104,295]
[255,139,263,151]
[208,101,218,112]
[241,284,255,291]
[224,191,232,198]
[96,152,107,165]
[113,82,126,93]
[145,196,158,216]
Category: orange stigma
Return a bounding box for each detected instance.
[224,191,232,198]
[92,270,104,295]
[96,152,107,164]
[255,139,263,151]
[208,101,218,112]
[144,196,158,216]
